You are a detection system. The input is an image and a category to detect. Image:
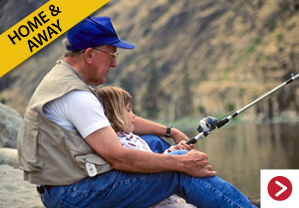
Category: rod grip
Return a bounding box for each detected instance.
[216,118,229,129]
[186,138,197,145]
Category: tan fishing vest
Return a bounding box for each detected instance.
[17,60,112,185]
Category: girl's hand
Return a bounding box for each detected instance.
[176,140,196,151]
[171,128,189,143]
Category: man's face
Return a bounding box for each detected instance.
[89,45,117,85]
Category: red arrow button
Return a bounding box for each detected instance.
[267,176,292,201]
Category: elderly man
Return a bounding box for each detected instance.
[18,16,257,207]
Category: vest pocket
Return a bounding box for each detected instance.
[18,109,42,172]
[74,153,112,177]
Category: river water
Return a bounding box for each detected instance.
[182,122,299,200]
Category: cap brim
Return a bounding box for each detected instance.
[110,40,135,49]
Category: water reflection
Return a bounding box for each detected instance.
[183,122,299,199]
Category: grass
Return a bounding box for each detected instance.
[223,36,262,76]
[237,36,261,64]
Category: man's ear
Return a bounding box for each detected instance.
[83,48,94,64]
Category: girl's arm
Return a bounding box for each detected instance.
[133,116,190,144]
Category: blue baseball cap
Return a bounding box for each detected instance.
[66,16,135,51]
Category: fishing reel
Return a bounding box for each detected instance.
[197,116,218,134]
[186,116,218,145]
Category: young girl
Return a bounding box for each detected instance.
[95,86,196,208]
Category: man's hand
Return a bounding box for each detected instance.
[180,150,217,177]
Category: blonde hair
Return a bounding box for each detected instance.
[95,86,132,132]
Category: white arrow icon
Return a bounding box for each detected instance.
[275,180,287,197]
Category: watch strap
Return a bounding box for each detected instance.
[165,126,172,138]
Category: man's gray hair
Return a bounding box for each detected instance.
[62,38,83,57]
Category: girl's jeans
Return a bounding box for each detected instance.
[39,135,256,208]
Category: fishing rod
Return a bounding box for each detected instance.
[186,73,299,145]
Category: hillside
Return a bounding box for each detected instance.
[1,0,299,123]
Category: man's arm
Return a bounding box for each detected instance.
[133,116,190,144]
[85,126,216,177]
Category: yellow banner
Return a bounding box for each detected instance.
[0,0,110,77]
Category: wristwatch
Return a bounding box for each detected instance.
[165,126,172,138]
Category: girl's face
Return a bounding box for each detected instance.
[124,103,135,133]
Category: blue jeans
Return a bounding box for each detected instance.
[39,135,256,208]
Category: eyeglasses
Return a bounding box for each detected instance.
[92,48,118,60]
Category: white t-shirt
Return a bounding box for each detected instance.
[43,90,110,138]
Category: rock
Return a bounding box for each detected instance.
[0,165,44,208]
[0,148,19,168]
[0,103,23,148]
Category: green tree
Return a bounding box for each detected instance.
[171,61,193,120]
[142,57,162,119]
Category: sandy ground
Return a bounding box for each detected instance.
[0,165,44,208]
